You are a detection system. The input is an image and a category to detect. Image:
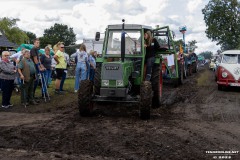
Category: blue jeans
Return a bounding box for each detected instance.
[1,79,14,106]
[48,70,52,85]
[43,69,52,86]
[89,68,95,83]
[146,57,155,81]
[60,71,67,91]
[74,62,87,90]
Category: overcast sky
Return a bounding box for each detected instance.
[0,0,220,53]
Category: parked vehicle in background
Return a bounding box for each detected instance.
[216,50,240,90]
[209,58,216,71]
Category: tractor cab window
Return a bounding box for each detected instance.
[222,54,239,64]
[106,30,141,55]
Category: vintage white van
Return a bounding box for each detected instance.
[216,50,240,90]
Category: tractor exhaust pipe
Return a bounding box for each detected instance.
[121,19,125,62]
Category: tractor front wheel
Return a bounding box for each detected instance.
[187,64,192,76]
[192,62,197,73]
[139,81,152,120]
[178,61,184,85]
[151,62,162,108]
[78,80,93,116]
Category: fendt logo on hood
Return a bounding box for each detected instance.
[234,67,240,75]
[105,66,119,70]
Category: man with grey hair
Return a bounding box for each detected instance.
[18,49,39,106]
[0,51,17,108]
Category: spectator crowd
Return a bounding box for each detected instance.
[0,39,97,109]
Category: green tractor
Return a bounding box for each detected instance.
[78,20,181,119]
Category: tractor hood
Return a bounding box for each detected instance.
[101,61,133,87]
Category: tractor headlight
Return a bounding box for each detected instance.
[222,72,228,78]
[116,80,124,87]
[102,80,109,86]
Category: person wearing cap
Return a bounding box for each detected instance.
[0,51,17,108]
[18,49,39,106]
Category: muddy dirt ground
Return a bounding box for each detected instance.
[0,65,239,160]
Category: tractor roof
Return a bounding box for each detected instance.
[108,24,152,30]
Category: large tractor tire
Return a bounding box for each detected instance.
[78,80,93,116]
[173,61,183,88]
[151,62,163,108]
[187,64,192,76]
[139,81,153,120]
[94,63,102,95]
[183,63,187,79]
[192,62,197,73]
[178,62,184,85]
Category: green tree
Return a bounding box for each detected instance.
[39,23,76,48]
[173,39,184,52]
[199,51,213,59]
[24,31,36,44]
[0,17,29,45]
[202,0,240,50]
[187,40,198,52]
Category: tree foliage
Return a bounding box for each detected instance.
[187,40,198,52]
[202,0,240,50]
[173,39,184,52]
[39,23,76,48]
[24,31,36,44]
[173,39,198,52]
[199,51,213,59]
[0,17,29,45]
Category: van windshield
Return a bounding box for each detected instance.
[222,54,240,64]
[106,30,141,55]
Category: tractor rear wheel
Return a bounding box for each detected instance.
[94,63,101,95]
[187,64,192,76]
[151,62,163,108]
[78,80,93,116]
[192,62,197,73]
[139,81,152,120]
[178,61,184,85]
[183,63,187,79]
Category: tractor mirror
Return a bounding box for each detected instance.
[95,32,100,41]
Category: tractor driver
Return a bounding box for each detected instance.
[144,30,160,81]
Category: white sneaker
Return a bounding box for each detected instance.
[74,90,78,93]
[2,105,9,109]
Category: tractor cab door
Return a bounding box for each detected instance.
[152,26,180,81]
